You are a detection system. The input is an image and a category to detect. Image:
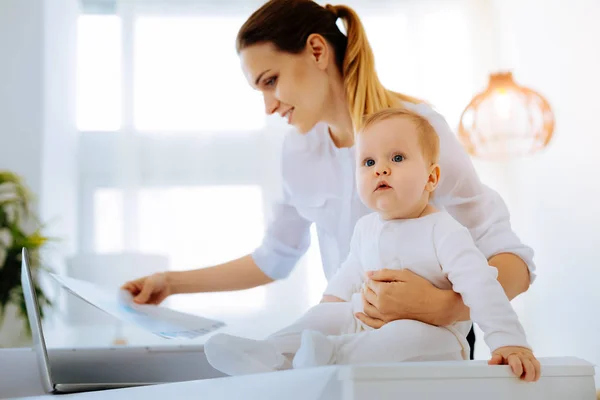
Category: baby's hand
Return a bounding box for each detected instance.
[489,346,541,382]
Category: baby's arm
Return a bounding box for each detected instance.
[323,244,364,302]
[322,218,368,302]
[434,215,529,349]
[434,215,539,381]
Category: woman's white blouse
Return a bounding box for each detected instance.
[251,102,536,282]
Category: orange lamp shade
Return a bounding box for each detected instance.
[458,72,555,159]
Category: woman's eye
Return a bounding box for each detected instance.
[265,76,277,87]
[392,154,404,162]
[364,159,375,167]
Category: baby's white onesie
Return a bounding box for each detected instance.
[203,211,530,374]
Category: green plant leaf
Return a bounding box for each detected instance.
[0,170,54,336]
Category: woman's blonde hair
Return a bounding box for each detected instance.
[327,4,423,130]
[236,0,422,130]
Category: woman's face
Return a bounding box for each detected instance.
[240,42,330,134]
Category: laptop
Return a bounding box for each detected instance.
[21,247,205,394]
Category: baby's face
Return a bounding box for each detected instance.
[356,117,434,220]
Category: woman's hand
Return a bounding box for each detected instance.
[320,295,346,303]
[355,269,461,329]
[489,346,541,382]
[121,272,172,305]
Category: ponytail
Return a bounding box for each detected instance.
[237,0,421,132]
[326,4,422,131]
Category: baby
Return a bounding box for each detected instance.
[204,108,540,382]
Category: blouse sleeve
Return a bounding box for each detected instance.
[251,185,312,281]
[416,104,536,283]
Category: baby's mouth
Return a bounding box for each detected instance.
[375,182,392,192]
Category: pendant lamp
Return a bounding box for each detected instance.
[458,72,555,159]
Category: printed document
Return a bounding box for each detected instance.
[51,273,225,339]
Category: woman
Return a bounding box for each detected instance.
[122,0,535,361]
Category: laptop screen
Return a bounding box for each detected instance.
[21,247,55,392]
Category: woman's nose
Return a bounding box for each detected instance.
[263,93,279,115]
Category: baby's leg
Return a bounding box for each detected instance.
[267,302,357,355]
[294,319,467,368]
[205,302,355,376]
[335,319,467,364]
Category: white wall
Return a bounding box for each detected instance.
[41,0,79,265]
[0,0,78,345]
[485,0,600,379]
[0,0,44,193]
[0,0,78,252]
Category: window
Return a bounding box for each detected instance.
[134,16,264,132]
[93,188,123,253]
[78,10,279,322]
[77,15,121,131]
[137,185,266,315]
[137,185,264,268]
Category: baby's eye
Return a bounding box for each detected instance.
[392,154,404,163]
[364,159,375,167]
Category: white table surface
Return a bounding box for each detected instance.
[0,309,299,399]
[16,366,341,400]
[2,309,599,400]
[5,356,598,400]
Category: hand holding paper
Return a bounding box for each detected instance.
[51,274,225,339]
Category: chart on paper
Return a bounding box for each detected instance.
[51,274,225,339]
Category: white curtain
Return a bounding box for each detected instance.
[76,0,497,328]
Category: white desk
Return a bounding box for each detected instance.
[2,314,598,400]
[0,312,297,399]
[1,348,596,400]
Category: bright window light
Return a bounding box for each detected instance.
[93,188,124,252]
[134,16,265,132]
[77,15,121,131]
[137,185,266,314]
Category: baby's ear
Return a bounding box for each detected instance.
[426,163,440,192]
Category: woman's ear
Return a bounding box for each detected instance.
[306,33,330,70]
[426,164,440,193]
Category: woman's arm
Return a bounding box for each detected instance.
[356,252,530,328]
[143,164,312,297]
[321,295,346,303]
[167,254,274,294]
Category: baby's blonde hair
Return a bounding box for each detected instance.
[359,108,440,165]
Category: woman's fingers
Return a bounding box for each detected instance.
[134,280,154,304]
[362,285,378,306]
[362,292,385,320]
[121,279,143,294]
[354,312,385,329]
[367,268,406,282]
